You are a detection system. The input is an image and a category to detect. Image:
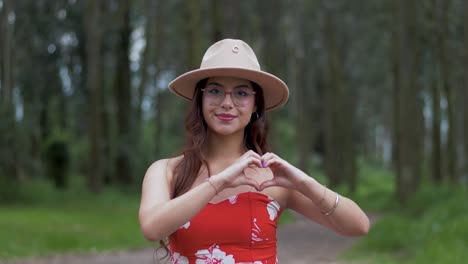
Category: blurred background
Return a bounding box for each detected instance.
[0,0,467,263]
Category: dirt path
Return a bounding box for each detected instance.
[4,213,372,264]
[277,213,359,264]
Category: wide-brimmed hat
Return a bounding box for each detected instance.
[168,39,289,111]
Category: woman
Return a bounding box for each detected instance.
[139,39,369,264]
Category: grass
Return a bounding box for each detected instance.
[0,177,151,259]
[0,175,295,260]
[341,162,468,264]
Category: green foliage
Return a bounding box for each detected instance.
[0,176,21,203]
[341,160,396,212]
[0,178,150,259]
[344,184,468,264]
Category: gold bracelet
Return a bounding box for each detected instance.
[322,192,340,216]
[205,178,218,195]
[316,185,327,206]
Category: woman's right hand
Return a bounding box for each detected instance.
[211,150,263,191]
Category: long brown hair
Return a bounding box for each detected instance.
[172,78,270,198]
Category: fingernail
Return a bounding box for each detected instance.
[261,161,266,168]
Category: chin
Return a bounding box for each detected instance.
[212,128,239,136]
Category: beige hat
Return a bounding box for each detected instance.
[169,39,289,111]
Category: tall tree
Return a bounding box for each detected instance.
[323,2,348,187]
[85,0,103,192]
[391,0,401,174]
[114,0,133,185]
[136,0,160,145]
[293,0,310,172]
[186,0,202,69]
[429,0,442,182]
[1,0,13,107]
[437,0,456,182]
[464,0,468,179]
[0,0,18,182]
[396,0,423,204]
[210,0,222,42]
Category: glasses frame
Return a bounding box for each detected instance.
[201,87,256,107]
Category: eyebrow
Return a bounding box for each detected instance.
[206,82,251,89]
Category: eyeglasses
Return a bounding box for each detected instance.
[201,86,256,106]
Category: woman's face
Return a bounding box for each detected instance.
[202,76,257,137]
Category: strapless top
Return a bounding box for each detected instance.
[168,192,283,264]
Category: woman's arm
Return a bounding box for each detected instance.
[288,178,370,237]
[259,152,370,237]
[138,151,263,242]
[138,159,221,242]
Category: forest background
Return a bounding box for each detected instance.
[1,0,467,263]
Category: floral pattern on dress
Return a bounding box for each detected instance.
[228,195,238,204]
[266,199,280,221]
[195,244,235,264]
[179,221,191,230]
[170,252,189,264]
[251,218,263,242]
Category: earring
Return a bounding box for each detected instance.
[255,112,259,120]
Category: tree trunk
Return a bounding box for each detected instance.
[186,0,202,69]
[323,3,345,187]
[464,0,468,179]
[152,1,163,159]
[0,0,18,181]
[115,0,133,185]
[396,0,422,205]
[211,0,222,42]
[391,0,401,177]
[1,0,13,106]
[431,75,442,182]
[136,0,160,162]
[429,0,442,183]
[437,0,456,182]
[85,0,102,193]
[257,0,284,152]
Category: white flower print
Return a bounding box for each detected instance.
[170,252,189,264]
[228,195,238,204]
[251,218,263,242]
[179,221,191,230]
[266,200,281,221]
[195,244,235,264]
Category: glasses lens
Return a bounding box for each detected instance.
[204,87,224,105]
[232,87,254,106]
[203,86,254,106]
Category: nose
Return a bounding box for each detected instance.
[220,92,234,108]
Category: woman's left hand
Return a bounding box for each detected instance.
[258,152,309,191]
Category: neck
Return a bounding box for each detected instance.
[203,130,247,162]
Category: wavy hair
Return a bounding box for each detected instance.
[172,78,270,198]
[156,78,271,263]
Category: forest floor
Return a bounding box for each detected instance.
[4,213,375,264]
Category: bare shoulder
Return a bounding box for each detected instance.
[140,156,184,210]
[144,155,183,182]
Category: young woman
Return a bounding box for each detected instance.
[139,39,369,264]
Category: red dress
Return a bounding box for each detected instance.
[169,192,283,264]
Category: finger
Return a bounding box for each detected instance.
[245,150,262,160]
[246,155,263,168]
[258,179,278,191]
[242,177,260,191]
[264,157,281,168]
[261,152,278,159]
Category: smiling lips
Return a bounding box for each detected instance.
[216,113,237,121]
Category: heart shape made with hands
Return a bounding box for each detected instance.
[243,166,274,184]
